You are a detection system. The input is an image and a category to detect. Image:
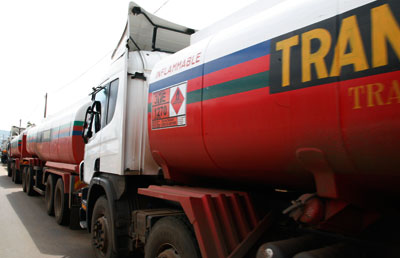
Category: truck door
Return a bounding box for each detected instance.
[83,77,120,183]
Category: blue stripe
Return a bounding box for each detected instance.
[150,65,203,93]
[204,41,270,74]
[57,132,70,138]
[149,40,270,93]
[27,131,82,142]
[72,131,82,136]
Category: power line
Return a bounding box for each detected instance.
[154,0,171,14]
[24,49,112,123]
[50,49,113,94]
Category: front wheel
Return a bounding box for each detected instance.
[91,196,116,258]
[145,216,200,258]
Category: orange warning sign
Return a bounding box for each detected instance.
[151,82,187,130]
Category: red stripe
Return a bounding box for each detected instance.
[73,125,83,131]
[203,55,270,88]
[187,76,203,93]
[185,55,270,93]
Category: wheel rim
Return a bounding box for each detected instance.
[93,216,109,254]
[157,244,181,258]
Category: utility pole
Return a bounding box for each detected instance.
[19,119,21,134]
[44,93,48,118]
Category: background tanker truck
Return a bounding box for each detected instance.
[74,1,400,258]
[8,133,27,182]
[23,102,90,226]
[7,125,26,178]
[1,139,8,164]
[8,102,91,227]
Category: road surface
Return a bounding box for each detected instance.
[0,164,94,258]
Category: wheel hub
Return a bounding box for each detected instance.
[93,216,108,254]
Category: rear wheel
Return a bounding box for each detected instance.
[91,196,116,258]
[26,166,35,196]
[13,164,21,184]
[45,175,55,216]
[54,178,69,225]
[7,160,11,177]
[145,216,200,258]
[11,163,16,183]
[21,167,27,192]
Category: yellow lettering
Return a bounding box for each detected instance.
[276,35,299,87]
[348,86,365,109]
[371,4,400,68]
[386,80,400,104]
[330,15,369,77]
[302,29,331,82]
[366,83,385,107]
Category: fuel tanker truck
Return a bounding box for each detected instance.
[17,101,91,227]
[71,1,400,257]
[8,133,29,182]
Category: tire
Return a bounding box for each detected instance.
[54,178,69,225]
[11,162,16,183]
[145,216,200,258]
[22,167,27,192]
[13,164,21,184]
[7,160,12,177]
[26,166,36,196]
[91,196,116,258]
[45,175,55,216]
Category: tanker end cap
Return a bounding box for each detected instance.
[186,28,195,35]
[131,6,141,15]
[116,1,194,56]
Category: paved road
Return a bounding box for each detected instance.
[0,164,94,258]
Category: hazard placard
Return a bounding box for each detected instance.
[151,82,187,129]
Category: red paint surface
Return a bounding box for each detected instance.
[149,69,400,202]
[203,55,270,88]
[34,135,84,165]
[10,132,32,159]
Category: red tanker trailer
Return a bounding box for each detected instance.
[21,101,90,227]
[8,132,32,183]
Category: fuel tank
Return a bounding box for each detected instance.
[27,101,90,165]
[10,135,22,158]
[148,0,400,197]
[26,126,38,156]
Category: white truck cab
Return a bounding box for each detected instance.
[82,2,194,183]
[79,3,195,257]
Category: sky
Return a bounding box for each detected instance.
[0,0,257,131]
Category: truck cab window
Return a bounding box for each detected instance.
[107,79,119,124]
[95,86,108,130]
[93,78,119,131]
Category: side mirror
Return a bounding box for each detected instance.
[82,101,102,144]
[82,106,93,144]
[93,101,102,133]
